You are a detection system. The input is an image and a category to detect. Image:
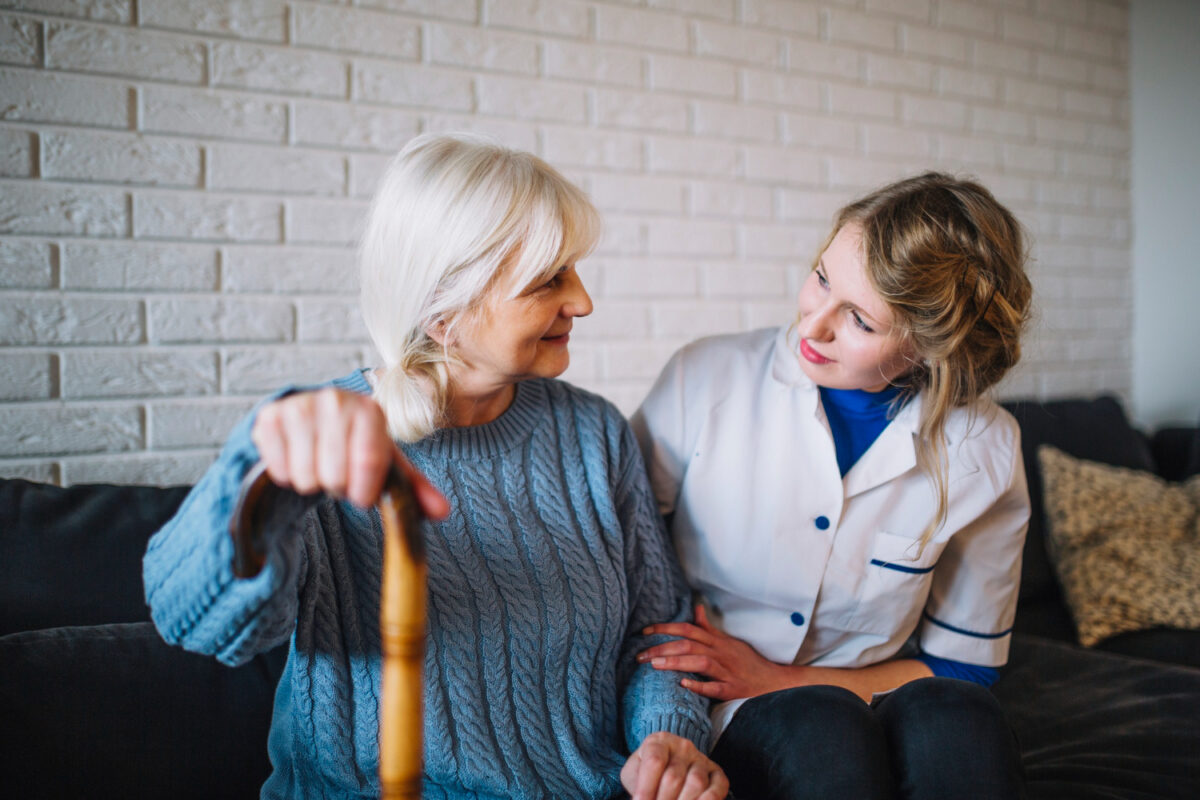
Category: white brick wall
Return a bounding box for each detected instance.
[0,0,1132,484]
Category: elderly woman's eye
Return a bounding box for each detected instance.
[544,265,571,289]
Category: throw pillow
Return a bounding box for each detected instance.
[1037,445,1200,647]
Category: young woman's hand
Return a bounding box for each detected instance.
[620,731,728,800]
[639,604,787,702]
[251,387,449,518]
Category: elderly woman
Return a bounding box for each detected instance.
[144,134,727,800]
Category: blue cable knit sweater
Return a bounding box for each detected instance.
[144,371,710,799]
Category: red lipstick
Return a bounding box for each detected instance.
[799,339,832,365]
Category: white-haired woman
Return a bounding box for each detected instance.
[144,134,727,800]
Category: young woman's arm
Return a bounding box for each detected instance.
[640,604,934,703]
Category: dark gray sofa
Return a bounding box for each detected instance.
[2,395,1198,799]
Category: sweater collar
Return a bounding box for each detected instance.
[416,379,543,459]
[335,368,543,458]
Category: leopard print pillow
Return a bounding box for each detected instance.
[1037,445,1200,647]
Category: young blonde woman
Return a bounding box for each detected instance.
[145,134,727,800]
[633,173,1034,800]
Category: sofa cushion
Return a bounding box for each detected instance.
[1038,445,1200,648]
[0,621,285,799]
[1002,397,1156,639]
[0,479,189,635]
[993,634,1200,800]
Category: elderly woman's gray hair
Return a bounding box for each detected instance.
[359,133,601,442]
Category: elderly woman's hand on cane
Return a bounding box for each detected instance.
[250,386,449,519]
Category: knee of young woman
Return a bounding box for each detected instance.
[726,684,880,748]
[715,686,894,800]
[877,676,1006,731]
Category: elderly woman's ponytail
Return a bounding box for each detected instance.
[372,345,450,443]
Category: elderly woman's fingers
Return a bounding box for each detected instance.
[621,732,729,800]
[398,453,450,520]
[620,735,664,800]
[651,756,688,800]
[315,389,355,500]
[268,394,319,494]
[251,401,291,488]
[336,392,391,508]
[635,738,670,800]
[697,768,730,800]
[677,760,724,800]
[251,388,450,518]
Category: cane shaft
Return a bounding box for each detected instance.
[229,462,427,799]
[379,478,426,800]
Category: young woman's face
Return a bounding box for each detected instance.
[450,262,593,389]
[796,223,916,392]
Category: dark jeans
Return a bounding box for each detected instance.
[711,678,1026,800]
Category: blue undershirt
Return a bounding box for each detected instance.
[818,385,901,477]
[818,385,999,688]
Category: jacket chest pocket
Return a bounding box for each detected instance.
[839,530,945,636]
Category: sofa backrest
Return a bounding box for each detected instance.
[0,479,190,636]
[1001,395,1157,638]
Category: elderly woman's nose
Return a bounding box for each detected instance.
[565,273,594,317]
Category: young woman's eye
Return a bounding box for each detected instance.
[815,269,829,289]
[851,310,875,333]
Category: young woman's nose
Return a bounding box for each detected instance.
[801,301,835,342]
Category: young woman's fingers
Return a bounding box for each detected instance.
[642,622,713,645]
[694,604,716,631]
[637,638,705,662]
[649,654,721,677]
[679,677,735,700]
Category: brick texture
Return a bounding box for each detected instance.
[0,0,1133,485]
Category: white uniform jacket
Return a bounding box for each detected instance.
[631,326,1030,678]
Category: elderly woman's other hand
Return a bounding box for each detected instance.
[251,387,449,518]
[621,731,729,800]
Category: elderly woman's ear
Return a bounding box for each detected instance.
[424,316,450,346]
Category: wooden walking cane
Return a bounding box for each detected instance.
[230,462,427,800]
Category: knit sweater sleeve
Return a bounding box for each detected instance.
[142,397,312,667]
[611,418,713,754]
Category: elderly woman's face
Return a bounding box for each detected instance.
[451,262,593,388]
